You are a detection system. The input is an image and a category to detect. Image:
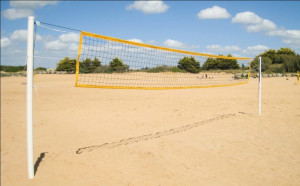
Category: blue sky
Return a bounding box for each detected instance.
[1,1,300,68]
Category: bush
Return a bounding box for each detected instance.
[143,65,186,73]
[109,58,129,72]
[35,67,47,71]
[202,55,239,70]
[268,64,284,73]
[170,66,187,73]
[56,57,76,73]
[250,57,272,72]
[177,57,200,73]
[277,48,296,56]
[283,55,300,72]
[56,57,102,73]
[82,57,101,73]
[221,56,240,69]
[94,65,113,73]
[0,65,26,72]
[92,57,101,67]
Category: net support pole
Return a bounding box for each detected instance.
[258,56,262,115]
[26,16,35,179]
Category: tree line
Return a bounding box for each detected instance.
[0,65,26,72]
[56,54,240,74]
[56,57,129,73]
[2,47,298,74]
[250,48,300,73]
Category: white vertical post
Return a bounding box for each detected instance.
[27,16,35,179]
[258,56,262,115]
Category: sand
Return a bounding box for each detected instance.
[1,74,300,185]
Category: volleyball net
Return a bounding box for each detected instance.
[75,31,251,89]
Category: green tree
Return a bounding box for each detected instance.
[109,57,129,72]
[92,57,101,67]
[35,67,47,71]
[283,55,300,72]
[258,48,296,64]
[80,57,102,73]
[277,48,296,56]
[0,65,26,72]
[260,49,277,62]
[220,54,240,69]
[202,58,218,70]
[177,57,200,73]
[56,57,76,73]
[273,48,296,64]
[250,57,272,72]
[202,54,239,70]
[252,47,299,73]
[82,58,93,73]
[273,54,286,64]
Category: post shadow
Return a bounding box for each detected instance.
[34,152,47,175]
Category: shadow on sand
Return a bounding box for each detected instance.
[34,152,48,175]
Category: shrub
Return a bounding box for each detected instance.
[144,65,186,73]
[283,55,300,72]
[109,58,129,72]
[202,54,239,70]
[94,65,113,73]
[92,57,101,67]
[0,65,26,72]
[56,57,102,73]
[250,57,272,72]
[177,57,200,73]
[268,64,284,73]
[35,67,47,71]
[56,57,76,73]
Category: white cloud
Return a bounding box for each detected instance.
[206,44,241,52]
[246,45,269,51]
[246,19,276,32]
[2,8,33,20]
[1,37,11,48]
[232,11,277,33]
[2,1,57,20]
[232,11,262,24]
[58,33,80,43]
[147,40,159,45]
[45,40,68,51]
[10,29,42,42]
[205,44,270,57]
[267,29,300,47]
[10,1,57,9]
[163,39,184,49]
[242,45,269,55]
[206,45,222,51]
[197,6,231,19]
[126,0,169,14]
[232,11,300,48]
[44,33,79,51]
[128,38,143,43]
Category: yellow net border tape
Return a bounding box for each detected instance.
[75,80,249,90]
[80,31,251,60]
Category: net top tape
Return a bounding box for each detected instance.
[81,31,251,61]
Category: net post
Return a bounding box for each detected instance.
[258,56,262,115]
[26,16,35,179]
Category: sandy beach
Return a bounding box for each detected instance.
[1,74,300,185]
